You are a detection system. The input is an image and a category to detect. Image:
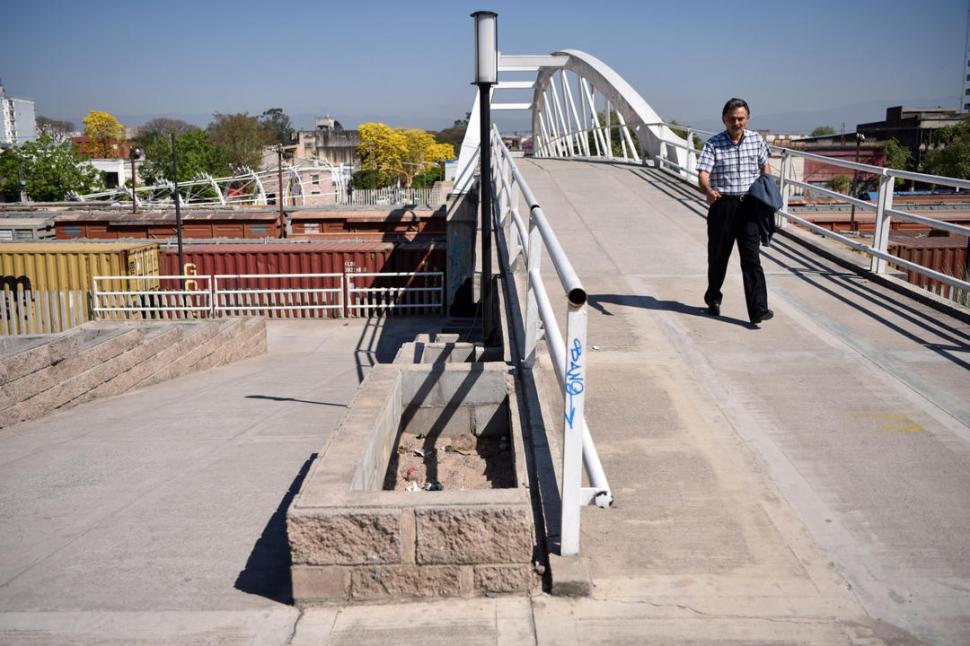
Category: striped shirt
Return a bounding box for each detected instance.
[696,129,769,194]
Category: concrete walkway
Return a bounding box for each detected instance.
[519,159,970,644]
[0,317,430,645]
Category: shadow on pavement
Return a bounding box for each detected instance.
[234,453,317,605]
[589,293,753,329]
[245,395,347,407]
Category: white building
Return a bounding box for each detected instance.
[0,81,36,148]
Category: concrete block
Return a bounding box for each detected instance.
[0,331,80,386]
[474,564,535,593]
[473,400,509,437]
[87,327,184,399]
[548,554,592,597]
[289,510,401,565]
[402,364,508,407]
[4,328,142,404]
[415,507,532,565]
[349,565,463,599]
[291,565,349,602]
[400,405,473,438]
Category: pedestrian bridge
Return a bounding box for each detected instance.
[2,46,970,645]
[515,156,970,643]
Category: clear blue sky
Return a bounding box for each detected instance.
[1,0,965,134]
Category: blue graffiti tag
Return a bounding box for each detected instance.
[564,338,584,429]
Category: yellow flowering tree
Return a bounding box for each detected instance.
[358,123,455,188]
[81,110,126,158]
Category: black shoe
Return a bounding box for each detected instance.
[706,302,720,316]
[751,309,774,324]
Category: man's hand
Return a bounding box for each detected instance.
[705,187,721,205]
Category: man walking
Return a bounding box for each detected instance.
[696,98,773,325]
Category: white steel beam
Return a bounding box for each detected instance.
[498,54,567,71]
[492,103,533,111]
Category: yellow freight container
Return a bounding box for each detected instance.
[0,242,160,293]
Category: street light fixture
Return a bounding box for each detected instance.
[129,146,143,214]
[472,10,497,341]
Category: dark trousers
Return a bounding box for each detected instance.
[704,196,768,321]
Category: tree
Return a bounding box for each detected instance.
[357,124,455,188]
[80,110,126,158]
[135,117,198,142]
[811,126,836,137]
[36,116,75,142]
[259,108,294,146]
[923,118,970,179]
[208,112,271,171]
[827,174,850,194]
[433,113,471,151]
[882,137,913,186]
[0,136,103,201]
[401,129,454,188]
[139,129,229,185]
[357,122,407,187]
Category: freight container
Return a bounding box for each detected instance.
[889,234,969,302]
[0,241,160,293]
[159,240,446,318]
[0,241,160,335]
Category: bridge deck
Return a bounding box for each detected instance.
[521,158,970,643]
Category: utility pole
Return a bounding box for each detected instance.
[171,133,185,277]
[277,144,286,238]
[849,133,865,232]
[130,146,143,214]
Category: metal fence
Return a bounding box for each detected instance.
[339,187,441,207]
[347,272,444,317]
[490,125,612,557]
[92,271,443,322]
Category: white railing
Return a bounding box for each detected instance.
[93,275,212,320]
[346,272,445,317]
[212,274,344,319]
[92,272,443,321]
[541,120,970,300]
[339,187,441,206]
[490,125,612,557]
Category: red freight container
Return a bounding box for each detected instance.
[159,241,446,317]
[889,234,969,300]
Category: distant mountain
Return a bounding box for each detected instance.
[681,96,960,135]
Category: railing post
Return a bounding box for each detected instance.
[778,151,791,230]
[560,301,588,556]
[871,172,895,273]
[524,211,542,367]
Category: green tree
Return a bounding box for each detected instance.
[259,108,294,146]
[668,119,701,152]
[882,137,913,185]
[140,130,229,185]
[433,114,470,151]
[0,136,103,201]
[208,113,271,171]
[827,174,850,194]
[923,118,970,179]
[80,110,126,158]
[811,126,836,137]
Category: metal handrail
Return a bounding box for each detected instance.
[489,125,612,557]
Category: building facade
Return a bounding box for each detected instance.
[857,106,962,170]
[0,82,37,149]
[293,116,360,166]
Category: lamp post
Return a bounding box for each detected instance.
[849,133,865,233]
[473,10,497,341]
[129,146,143,214]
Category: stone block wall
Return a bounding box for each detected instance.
[0,318,266,428]
[287,364,537,603]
